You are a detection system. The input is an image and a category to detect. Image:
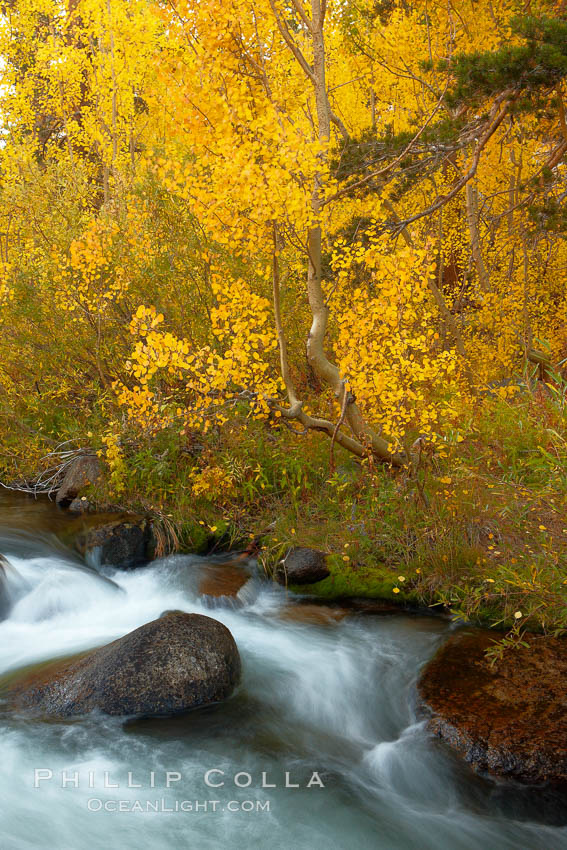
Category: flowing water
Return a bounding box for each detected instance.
[0,492,565,850]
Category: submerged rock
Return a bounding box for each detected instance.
[0,555,11,619]
[56,456,101,506]
[275,546,330,585]
[75,516,155,569]
[277,602,349,626]
[7,611,241,718]
[68,497,93,513]
[199,563,250,599]
[418,629,567,784]
[0,554,29,620]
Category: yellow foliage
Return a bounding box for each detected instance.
[190,465,237,502]
[98,431,126,495]
[0,0,565,467]
[334,246,460,448]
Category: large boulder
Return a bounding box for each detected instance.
[56,456,101,506]
[275,546,330,585]
[418,629,567,784]
[75,516,155,569]
[7,611,241,718]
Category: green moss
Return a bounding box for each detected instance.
[6,386,567,633]
[288,553,421,604]
[179,521,210,554]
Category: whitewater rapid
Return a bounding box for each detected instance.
[0,501,565,849]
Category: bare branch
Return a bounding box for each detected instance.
[323,82,448,206]
[272,222,300,408]
[268,0,315,84]
[391,94,514,234]
[328,105,350,141]
[329,380,351,473]
[557,85,567,142]
[269,398,371,459]
[290,0,312,32]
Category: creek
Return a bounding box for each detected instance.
[0,492,565,850]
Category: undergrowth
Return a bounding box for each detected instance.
[2,383,567,635]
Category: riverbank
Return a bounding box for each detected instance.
[2,388,566,637]
[2,486,567,790]
[2,499,565,849]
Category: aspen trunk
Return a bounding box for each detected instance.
[465,173,490,293]
[305,0,399,464]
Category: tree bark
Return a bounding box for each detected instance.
[302,0,401,464]
[465,165,490,293]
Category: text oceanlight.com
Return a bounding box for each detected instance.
[87,799,271,813]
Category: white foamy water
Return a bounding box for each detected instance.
[0,502,565,850]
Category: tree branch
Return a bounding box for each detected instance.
[272,222,300,408]
[290,0,312,32]
[268,0,315,84]
[391,95,513,234]
[329,380,351,472]
[323,82,448,206]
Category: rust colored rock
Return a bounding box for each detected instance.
[199,564,249,598]
[56,456,100,506]
[275,547,330,585]
[7,611,241,718]
[277,603,349,625]
[418,629,567,784]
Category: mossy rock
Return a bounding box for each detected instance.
[287,554,420,605]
